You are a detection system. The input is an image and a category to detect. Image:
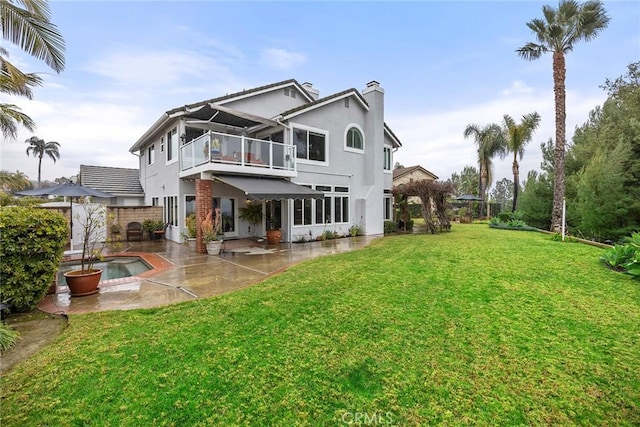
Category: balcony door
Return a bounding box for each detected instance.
[213,197,237,239]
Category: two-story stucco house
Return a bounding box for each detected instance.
[129,79,401,251]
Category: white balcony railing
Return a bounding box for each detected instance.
[180,131,296,173]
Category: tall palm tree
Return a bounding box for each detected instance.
[463,123,506,216]
[517,0,609,231]
[502,112,541,211]
[25,136,60,187]
[0,0,65,138]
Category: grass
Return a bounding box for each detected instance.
[2,225,639,425]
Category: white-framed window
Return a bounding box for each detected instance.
[383,146,392,171]
[345,124,364,152]
[384,196,393,221]
[163,196,178,226]
[292,124,327,162]
[315,185,332,225]
[334,186,350,224]
[294,198,313,226]
[148,144,155,165]
[167,128,178,163]
[160,136,164,153]
[151,197,159,206]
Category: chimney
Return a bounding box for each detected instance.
[301,82,320,100]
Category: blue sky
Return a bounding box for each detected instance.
[2,0,639,188]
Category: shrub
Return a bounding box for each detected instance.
[348,225,363,237]
[497,212,512,223]
[0,322,19,352]
[600,244,636,271]
[0,207,68,312]
[600,232,640,277]
[384,221,397,234]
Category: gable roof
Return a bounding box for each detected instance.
[392,165,439,181]
[79,165,144,196]
[384,123,402,148]
[279,88,369,119]
[131,79,312,153]
[167,79,314,116]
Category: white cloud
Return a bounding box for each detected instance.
[261,48,306,71]
[500,80,533,96]
[390,86,606,190]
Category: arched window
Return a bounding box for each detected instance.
[346,127,364,151]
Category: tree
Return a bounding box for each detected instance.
[394,162,405,169]
[490,178,514,210]
[448,166,479,197]
[502,112,541,211]
[25,136,60,187]
[0,169,31,192]
[519,170,554,229]
[463,123,506,216]
[0,0,66,138]
[564,62,640,240]
[517,0,609,232]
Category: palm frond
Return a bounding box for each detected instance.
[1,54,43,98]
[0,0,66,72]
[0,102,35,139]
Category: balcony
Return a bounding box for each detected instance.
[180,131,296,178]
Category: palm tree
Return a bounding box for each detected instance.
[502,112,541,211]
[0,0,65,138]
[463,123,506,217]
[25,136,60,187]
[517,0,609,231]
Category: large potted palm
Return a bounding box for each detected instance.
[201,208,223,255]
[63,201,107,296]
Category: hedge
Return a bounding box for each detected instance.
[0,207,68,312]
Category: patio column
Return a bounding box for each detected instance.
[195,178,212,253]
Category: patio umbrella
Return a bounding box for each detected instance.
[17,184,114,249]
[455,194,484,201]
[455,194,484,215]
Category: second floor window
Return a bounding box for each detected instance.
[148,144,155,165]
[346,127,363,151]
[167,128,178,162]
[384,147,392,170]
[293,128,326,162]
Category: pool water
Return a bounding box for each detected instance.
[58,256,151,285]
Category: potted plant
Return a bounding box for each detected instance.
[201,208,222,255]
[143,219,165,240]
[182,212,197,249]
[63,200,107,297]
[266,213,282,244]
[238,201,263,238]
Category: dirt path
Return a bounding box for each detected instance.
[1,310,67,374]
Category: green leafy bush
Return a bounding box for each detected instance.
[600,232,640,278]
[0,207,68,312]
[497,212,512,223]
[384,221,397,234]
[348,225,363,237]
[0,322,19,352]
[600,245,636,271]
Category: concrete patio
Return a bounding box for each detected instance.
[38,236,379,314]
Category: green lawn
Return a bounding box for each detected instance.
[2,225,639,426]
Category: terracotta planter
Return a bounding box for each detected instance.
[205,240,223,255]
[266,229,282,244]
[63,269,102,297]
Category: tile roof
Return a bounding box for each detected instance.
[393,165,439,181]
[80,165,144,196]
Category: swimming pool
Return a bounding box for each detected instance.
[58,256,151,285]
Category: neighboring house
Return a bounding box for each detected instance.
[129,79,402,248]
[79,164,145,206]
[392,165,438,205]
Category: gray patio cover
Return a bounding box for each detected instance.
[215,176,324,200]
